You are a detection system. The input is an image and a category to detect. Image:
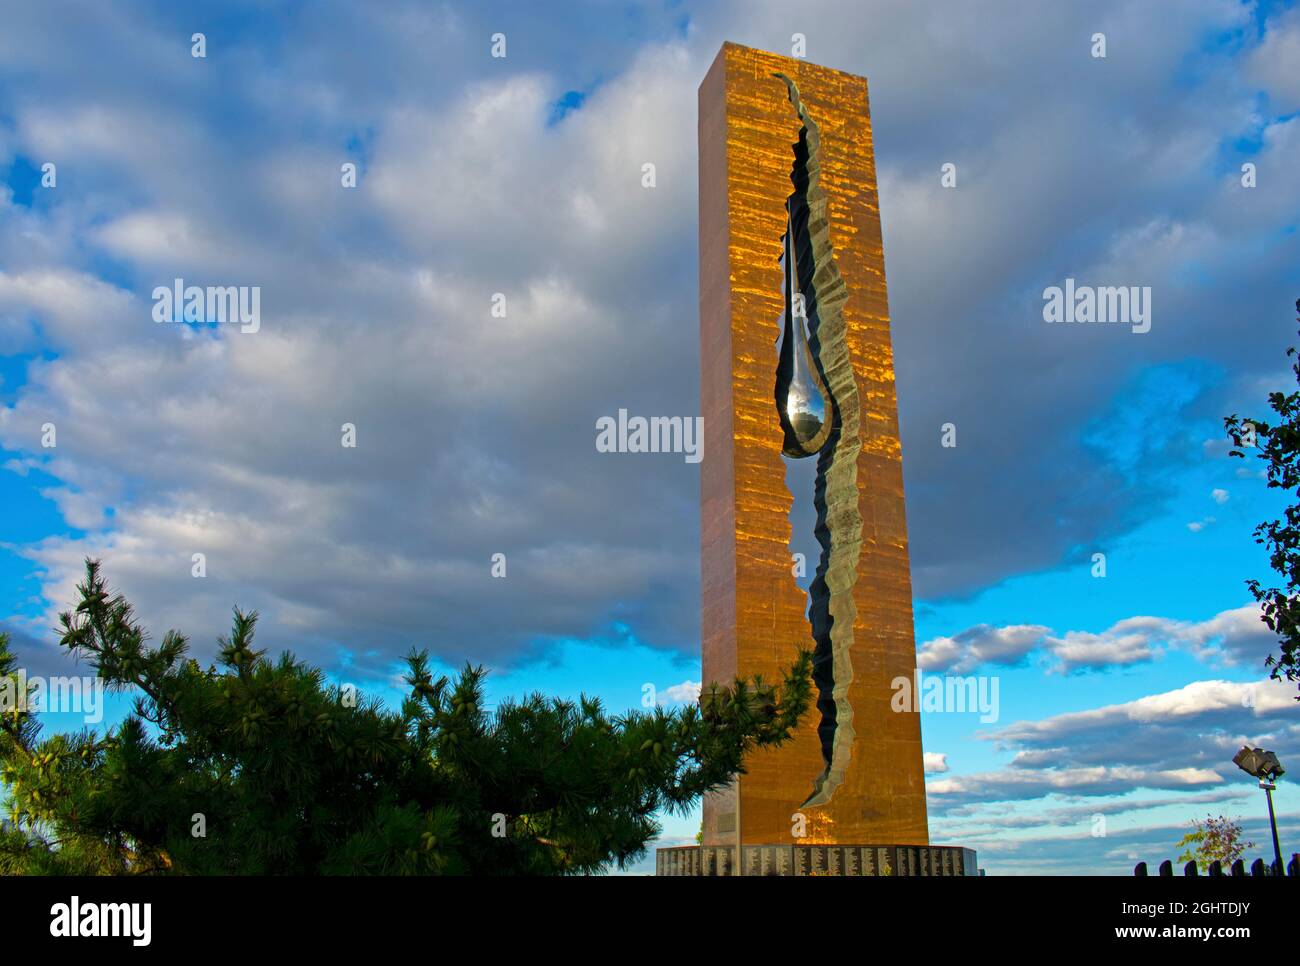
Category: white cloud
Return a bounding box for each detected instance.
[0,268,136,347]
[928,765,1224,803]
[0,37,707,665]
[1046,616,1169,671]
[1177,604,1279,666]
[997,678,1296,744]
[919,604,1277,674]
[93,210,235,272]
[927,677,1299,810]
[923,752,949,774]
[917,624,1048,673]
[661,680,701,704]
[1248,7,1300,113]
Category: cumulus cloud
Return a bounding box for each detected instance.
[995,678,1296,745]
[923,752,949,774]
[1052,605,1281,672]
[934,788,1250,833]
[928,764,1224,806]
[0,10,704,667]
[927,677,1299,811]
[661,680,701,704]
[917,624,1049,673]
[1046,616,1169,671]
[921,603,1279,674]
[1247,6,1300,113]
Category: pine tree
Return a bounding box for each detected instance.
[0,560,811,875]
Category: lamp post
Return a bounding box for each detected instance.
[1233,746,1286,875]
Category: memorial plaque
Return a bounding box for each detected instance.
[843,846,862,876]
[774,847,793,877]
[827,847,843,876]
[658,843,979,875]
[794,847,812,876]
[812,846,832,876]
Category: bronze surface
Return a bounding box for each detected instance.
[699,42,928,847]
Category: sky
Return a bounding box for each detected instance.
[1,0,1299,875]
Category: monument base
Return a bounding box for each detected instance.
[656,844,978,876]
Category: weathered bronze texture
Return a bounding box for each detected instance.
[698,42,928,848]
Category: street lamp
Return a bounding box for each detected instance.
[1233,746,1286,875]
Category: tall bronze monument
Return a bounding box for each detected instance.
[657,43,975,876]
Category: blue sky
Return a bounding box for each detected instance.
[2,0,1300,874]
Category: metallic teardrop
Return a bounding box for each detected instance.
[777,201,833,458]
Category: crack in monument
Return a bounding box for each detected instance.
[773,73,863,809]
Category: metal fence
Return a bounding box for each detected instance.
[1134,855,1300,876]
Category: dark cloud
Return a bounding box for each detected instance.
[0,620,80,679]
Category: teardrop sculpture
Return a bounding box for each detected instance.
[776,201,833,458]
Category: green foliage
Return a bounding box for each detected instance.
[1175,814,1255,872]
[0,560,812,875]
[1224,297,1300,693]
